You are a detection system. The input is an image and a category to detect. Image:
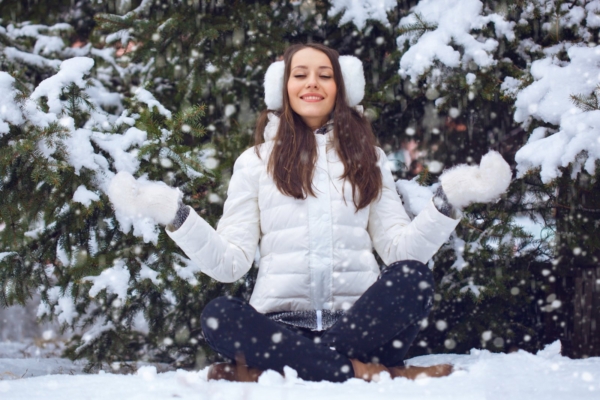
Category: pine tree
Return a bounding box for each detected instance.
[387,0,600,358]
[0,11,220,371]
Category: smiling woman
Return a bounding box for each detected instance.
[107,42,510,384]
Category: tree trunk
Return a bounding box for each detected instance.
[572,266,600,357]
[553,168,600,358]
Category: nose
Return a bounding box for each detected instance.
[305,72,319,88]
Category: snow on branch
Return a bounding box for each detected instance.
[122,0,154,19]
[73,185,101,207]
[0,252,17,262]
[328,0,396,30]
[171,253,203,285]
[38,286,78,325]
[91,127,148,175]
[105,29,131,46]
[3,46,62,70]
[2,24,175,247]
[1,22,72,39]
[397,0,515,82]
[30,57,95,119]
[76,317,116,354]
[134,87,172,119]
[33,35,65,56]
[511,45,600,182]
[0,72,25,135]
[84,260,131,301]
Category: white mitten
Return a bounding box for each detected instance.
[107,171,182,226]
[439,151,512,210]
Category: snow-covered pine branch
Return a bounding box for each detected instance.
[508,45,600,182]
[0,17,213,369]
[328,0,396,30]
[397,0,515,83]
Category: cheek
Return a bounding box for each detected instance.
[287,80,300,98]
[327,85,337,108]
[287,91,301,113]
[287,83,298,108]
[327,83,337,101]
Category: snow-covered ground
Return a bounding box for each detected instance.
[0,341,86,380]
[0,340,598,400]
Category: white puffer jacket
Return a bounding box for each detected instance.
[167,114,459,314]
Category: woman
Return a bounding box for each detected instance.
[108,43,511,382]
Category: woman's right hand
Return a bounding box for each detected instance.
[107,171,182,226]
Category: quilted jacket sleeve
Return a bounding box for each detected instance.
[166,148,261,283]
[367,148,460,265]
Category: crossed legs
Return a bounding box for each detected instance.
[200,260,434,382]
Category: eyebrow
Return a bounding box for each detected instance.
[291,66,333,70]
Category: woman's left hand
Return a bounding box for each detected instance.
[439,150,512,210]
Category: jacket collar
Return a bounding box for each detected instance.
[264,113,334,143]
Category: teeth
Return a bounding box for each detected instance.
[302,96,322,100]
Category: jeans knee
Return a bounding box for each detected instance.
[385,260,434,290]
[201,296,240,340]
[413,260,434,287]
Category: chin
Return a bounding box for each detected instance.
[299,108,330,120]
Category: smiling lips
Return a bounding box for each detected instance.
[301,94,324,102]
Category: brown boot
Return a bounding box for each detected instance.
[388,364,454,380]
[350,359,390,382]
[206,362,264,382]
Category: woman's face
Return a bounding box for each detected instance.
[287,47,337,131]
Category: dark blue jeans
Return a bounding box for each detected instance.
[200,260,434,382]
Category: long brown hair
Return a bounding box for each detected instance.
[254,43,382,211]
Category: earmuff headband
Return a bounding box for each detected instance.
[263,55,366,110]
